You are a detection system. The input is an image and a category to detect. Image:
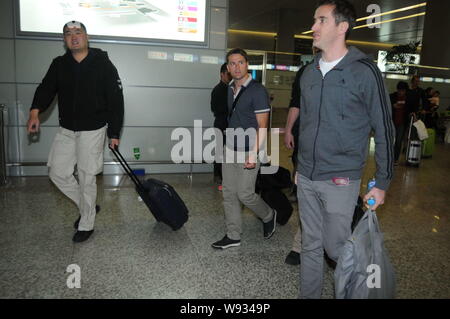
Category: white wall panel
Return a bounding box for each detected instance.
[93,43,223,88]
[123,87,214,127]
[16,84,59,126]
[15,40,66,83]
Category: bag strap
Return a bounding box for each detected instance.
[109,145,145,192]
[228,84,248,120]
[367,208,381,257]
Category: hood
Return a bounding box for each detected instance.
[88,47,109,59]
[314,46,369,70]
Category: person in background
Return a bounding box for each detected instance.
[429,90,440,110]
[27,21,124,243]
[423,87,434,110]
[406,75,425,114]
[390,81,411,165]
[422,87,439,128]
[211,63,231,188]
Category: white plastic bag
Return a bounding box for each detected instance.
[413,120,429,140]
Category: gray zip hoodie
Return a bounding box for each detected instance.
[297,46,394,191]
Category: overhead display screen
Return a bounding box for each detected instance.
[18,0,207,44]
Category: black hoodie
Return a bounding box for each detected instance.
[31,48,124,139]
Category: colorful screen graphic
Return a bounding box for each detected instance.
[18,0,207,44]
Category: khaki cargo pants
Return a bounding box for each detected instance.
[47,126,106,231]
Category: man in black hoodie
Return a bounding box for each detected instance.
[27,21,124,243]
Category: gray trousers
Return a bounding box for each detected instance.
[297,174,361,299]
[222,158,273,240]
[47,126,106,231]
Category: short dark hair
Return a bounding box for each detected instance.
[316,0,356,39]
[397,81,408,91]
[220,62,228,73]
[226,48,248,63]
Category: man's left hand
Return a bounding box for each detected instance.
[363,187,386,210]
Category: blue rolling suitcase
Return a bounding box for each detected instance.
[110,146,188,231]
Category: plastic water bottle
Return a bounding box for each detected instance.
[367,178,376,207]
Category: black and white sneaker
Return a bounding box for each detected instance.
[211,236,241,249]
[263,209,277,239]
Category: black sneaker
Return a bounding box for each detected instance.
[285,250,301,265]
[263,209,277,239]
[72,230,94,243]
[74,205,100,229]
[211,235,241,249]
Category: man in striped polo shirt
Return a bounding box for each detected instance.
[212,48,276,249]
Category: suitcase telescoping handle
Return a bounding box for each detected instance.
[108,145,145,192]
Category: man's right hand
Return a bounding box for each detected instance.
[284,131,295,149]
[27,109,40,133]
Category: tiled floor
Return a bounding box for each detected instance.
[1,137,449,299]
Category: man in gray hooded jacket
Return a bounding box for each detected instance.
[296,0,394,298]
